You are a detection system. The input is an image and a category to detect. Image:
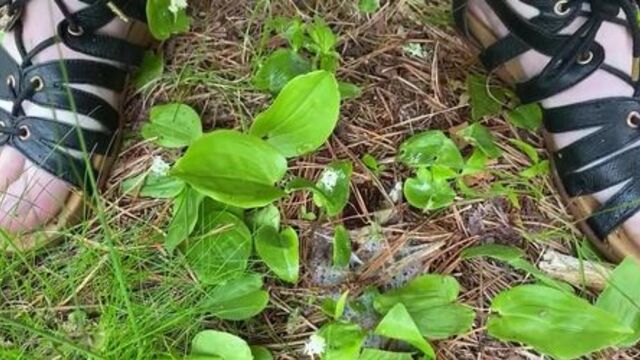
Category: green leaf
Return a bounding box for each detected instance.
[520,160,550,179]
[255,226,299,283]
[509,139,539,163]
[462,244,572,292]
[250,346,273,360]
[253,49,312,94]
[404,168,456,211]
[246,204,281,233]
[398,130,464,170]
[338,81,363,100]
[358,0,381,14]
[165,187,204,253]
[323,291,350,320]
[172,130,288,208]
[488,285,633,360]
[249,70,341,158]
[467,73,507,121]
[307,18,337,54]
[461,148,488,176]
[596,257,640,346]
[190,330,252,360]
[314,161,353,216]
[333,225,351,268]
[142,103,203,148]
[184,211,253,285]
[359,349,413,360]
[134,51,164,90]
[409,303,475,340]
[506,103,543,131]
[146,0,190,40]
[203,274,269,320]
[374,304,435,359]
[319,322,366,360]
[361,153,380,175]
[457,123,501,159]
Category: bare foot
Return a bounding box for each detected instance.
[0,0,146,234]
[464,0,640,245]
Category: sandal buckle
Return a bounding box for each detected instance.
[107,2,130,23]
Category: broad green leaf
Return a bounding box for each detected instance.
[314,161,353,216]
[203,274,269,320]
[467,73,507,121]
[250,70,341,158]
[461,148,488,176]
[307,18,337,54]
[319,322,366,360]
[253,49,311,94]
[172,130,288,208]
[488,285,633,360]
[397,130,464,170]
[506,103,543,131]
[190,330,252,360]
[251,346,273,360]
[134,51,164,90]
[338,81,362,100]
[410,303,475,339]
[246,204,281,233]
[596,257,640,346]
[122,157,185,199]
[404,168,456,211]
[457,123,501,159]
[142,103,202,148]
[146,0,190,40]
[509,139,539,163]
[358,0,381,14]
[165,187,204,253]
[255,226,299,283]
[520,160,550,179]
[375,304,435,359]
[359,349,413,360]
[184,211,252,285]
[462,244,572,292]
[333,225,351,268]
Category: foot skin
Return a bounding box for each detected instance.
[0,0,143,234]
[467,0,640,244]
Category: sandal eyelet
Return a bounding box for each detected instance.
[18,125,30,141]
[577,51,594,65]
[30,76,44,91]
[627,111,640,128]
[67,25,84,37]
[6,75,15,89]
[554,0,571,16]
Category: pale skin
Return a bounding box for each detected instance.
[0,0,141,233]
[3,0,640,243]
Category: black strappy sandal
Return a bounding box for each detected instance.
[453,0,640,261]
[0,0,148,251]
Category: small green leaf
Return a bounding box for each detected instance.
[333,225,351,268]
[509,139,539,164]
[467,73,507,121]
[250,346,273,360]
[203,274,269,320]
[172,130,288,208]
[134,51,164,90]
[361,153,380,174]
[142,103,203,148]
[246,204,281,233]
[506,103,543,131]
[338,81,363,100]
[319,322,366,360]
[146,0,190,41]
[375,303,435,359]
[165,187,204,253]
[358,0,381,14]
[404,168,456,211]
[323,291,350,320]
[190,330,252,360]
[359,349,413,360]
[250,71,341,158]
[307,18,337,54]
[520,160,550,179]
[398,130,464,170]
[596,257,640,346]
[462,148,488,176]
[253,49,311,94]
[488,285,633,360]
[184,211,253,285]
[457,123,501,159]
[255,226,300,283]
[315,161,353,216]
